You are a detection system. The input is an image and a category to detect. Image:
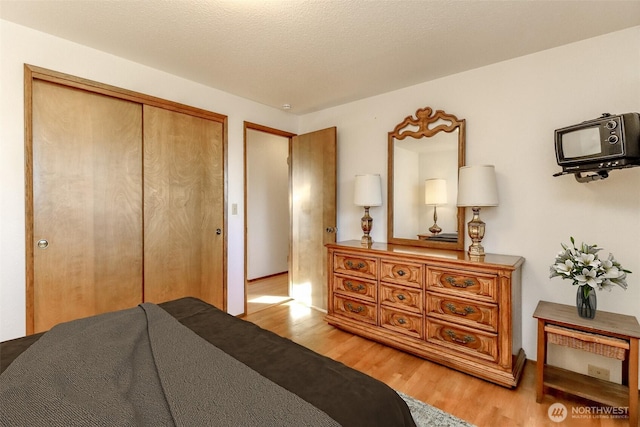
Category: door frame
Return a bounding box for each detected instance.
[24,65,228,334]
[242,122,296,316]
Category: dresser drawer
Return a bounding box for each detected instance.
[427,293,498,333]
[333,253,377,280]
[380,306,423,339]
[427,319,498,363]
[380,283,422,314]
[380,259,422,288]
[427,268,497,303]
[333,275,376,302]
[333,295,377,325]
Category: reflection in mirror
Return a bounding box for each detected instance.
[388,107,465,250]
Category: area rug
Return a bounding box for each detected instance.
[398,391,476,427]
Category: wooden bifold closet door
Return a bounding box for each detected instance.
[28,68,226,334]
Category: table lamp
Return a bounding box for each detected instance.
[354,174,382,246]
[424,178,447,235]
[457,165,498,257]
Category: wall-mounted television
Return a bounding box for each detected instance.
[554,113,640,181]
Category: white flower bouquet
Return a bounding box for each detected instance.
[549,237,631,291]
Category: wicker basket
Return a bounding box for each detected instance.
[546,325,628,360]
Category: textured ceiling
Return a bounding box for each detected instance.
[1,0,639,114]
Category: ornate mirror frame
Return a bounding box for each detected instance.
[387,107,466,250]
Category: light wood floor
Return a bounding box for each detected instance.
[246,273,290,314]
[243,301,635,427]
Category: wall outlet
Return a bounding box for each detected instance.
[587,364,610,381]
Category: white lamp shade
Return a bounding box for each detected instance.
[354,174,382,207]
[457,165,499,207]
[424,179,447,205]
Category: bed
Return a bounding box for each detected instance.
[0,297,416,426]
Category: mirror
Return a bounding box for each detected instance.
[387,107,465,250]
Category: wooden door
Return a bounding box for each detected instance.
[31,80,143,333]
[143,105,225,309]
[290,127,337,310]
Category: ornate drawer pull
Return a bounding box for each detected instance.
[346,260,366,270]
[445,329,475,345]
[397,269,406,276]
[345,281,365,292]
[397,294,406,301]
[397,318,406,325]
[445,303,475,316]
[346,303,365,313]
[445,276,475,288]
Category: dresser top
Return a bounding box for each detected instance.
[327,240,524,269]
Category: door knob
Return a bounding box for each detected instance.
[216,228,222,235]
[325,227,337,233]
[37,239,49,249]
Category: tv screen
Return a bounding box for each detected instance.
[562,128,600,158]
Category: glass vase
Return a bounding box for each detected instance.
[576,284,597,319]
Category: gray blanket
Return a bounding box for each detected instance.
[0,303,340,427]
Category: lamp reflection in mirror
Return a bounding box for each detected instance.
[457,165,498,257]
[424,179,447,235]
[354,174,382,247]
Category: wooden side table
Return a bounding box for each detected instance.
[534,301,640,426]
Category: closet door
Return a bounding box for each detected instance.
[143,105,225,308]
[31,80,143,333]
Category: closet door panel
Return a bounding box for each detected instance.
[32,80,143,333]
[143,105,224,308]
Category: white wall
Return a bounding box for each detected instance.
[0,20,298,340]
[300,26,640,377]
[393,146,420,238]
[246,129,289,280]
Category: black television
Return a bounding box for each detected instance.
[554,112,640,181]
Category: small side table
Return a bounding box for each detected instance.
[534,301,640,426]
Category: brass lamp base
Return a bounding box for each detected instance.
[428,205,442,235]
[467,206,486,257]
[360,206,373,247]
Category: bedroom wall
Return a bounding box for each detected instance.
[0,19,298,341]
[2,18,639,382]
[300,26,640,378]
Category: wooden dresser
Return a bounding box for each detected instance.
[326,240,526,388]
